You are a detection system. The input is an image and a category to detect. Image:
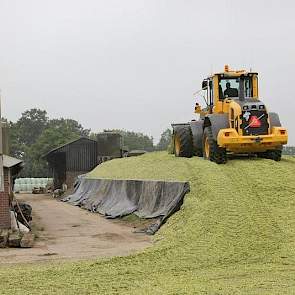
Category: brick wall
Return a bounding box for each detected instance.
[0,169,10,229]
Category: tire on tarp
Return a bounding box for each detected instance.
[62,178,190,234]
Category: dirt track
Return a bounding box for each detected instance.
[0,194,151,264]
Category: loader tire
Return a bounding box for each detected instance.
[195,148,203,157]
[203,127,227,164]
[257,149,282,161]
[174,126,193,157]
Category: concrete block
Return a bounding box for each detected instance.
[20,232,35,248]
[8,231,22,247]
[0,230,8,248]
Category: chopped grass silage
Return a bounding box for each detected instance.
[1,152,295,294]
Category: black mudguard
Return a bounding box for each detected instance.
[204,114,229,140]
[269,112,282,128]
[171,123,190,132]
[172,114,229,148]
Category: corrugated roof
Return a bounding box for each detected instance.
[3,155,23,168]
[43,137,97,158]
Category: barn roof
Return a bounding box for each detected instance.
[3,155,23,168]
[43,137,97,158]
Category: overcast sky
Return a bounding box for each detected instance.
[0,0,294,144]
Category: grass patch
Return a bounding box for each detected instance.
[1,152,295,294]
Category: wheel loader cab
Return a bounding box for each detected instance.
[199,68,259,116]
[218,76,254,99]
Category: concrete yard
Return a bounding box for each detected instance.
[0,194,151,264]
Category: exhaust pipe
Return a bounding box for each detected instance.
[239,75,245,101]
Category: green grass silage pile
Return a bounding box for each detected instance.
[2,152,295,294]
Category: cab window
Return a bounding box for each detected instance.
[219,77,253,99]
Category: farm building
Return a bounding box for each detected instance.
[44,134,129,191]
[44,138,98,190]
[0,155,23,229]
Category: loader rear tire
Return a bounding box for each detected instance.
[195,149,203,157]
[203,127,227,164]
[257,149,282,161]
[271,149,282,161]
[174,126,193,157]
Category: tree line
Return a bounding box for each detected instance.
[7,108,172,177]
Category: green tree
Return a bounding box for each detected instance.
[89,132,97,141]
[21,118,90,177]
[9,109,49,159]
[9,109,91,177]
[15,108,48,146]
[156,128,172,151]
[47,118,90,138]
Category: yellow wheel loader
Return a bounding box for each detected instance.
[172,65,288,164]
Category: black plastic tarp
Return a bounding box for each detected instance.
[62,178,190,234]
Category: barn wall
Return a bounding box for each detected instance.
[46,138,98,190]
[66,140,97,171]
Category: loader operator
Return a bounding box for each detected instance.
[224,82,238,97]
